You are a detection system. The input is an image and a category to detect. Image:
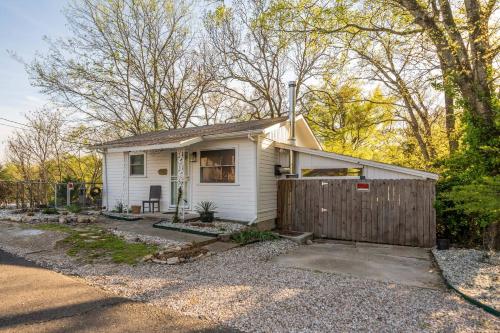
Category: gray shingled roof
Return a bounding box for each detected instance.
[99,117,288,148]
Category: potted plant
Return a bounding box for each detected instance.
[196,201,217,222]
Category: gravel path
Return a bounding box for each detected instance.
[0,222,498,332]
[432,248,499,310]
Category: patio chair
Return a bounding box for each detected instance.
[142,185,161,213]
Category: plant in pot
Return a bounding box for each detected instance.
[196,201,217,223]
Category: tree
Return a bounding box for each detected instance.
[302,79,397,160]
[29,0,214,136]
[205,0,330,118]
[391,0,498,129]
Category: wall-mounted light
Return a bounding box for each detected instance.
[190,151,197,162]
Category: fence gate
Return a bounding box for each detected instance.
[277,179,436,247]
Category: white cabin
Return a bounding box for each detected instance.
[98,115,437,226]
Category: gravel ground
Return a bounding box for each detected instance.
[0,221,498,332]
[156,220,245,234]
[432,248,499,310]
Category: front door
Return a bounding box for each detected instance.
[170,151,190,209]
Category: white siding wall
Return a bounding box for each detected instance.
[295,152,423,179]
[363,166,420,179]
[264,123,289,143]
[103,150,170,211]
[257,138,279,222]
[103,138,258,221]
[190,138,257,221]
[103,152,125,210]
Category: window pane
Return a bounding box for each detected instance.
[200,166,235,183]
[301,168,362,177]
[130,164,144,175]
[200,149,235,167]
[130,154,144,166]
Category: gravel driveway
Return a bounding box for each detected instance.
[0,222,498,332]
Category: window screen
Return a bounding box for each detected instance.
[301,168,362,177]
[200,149,235,183]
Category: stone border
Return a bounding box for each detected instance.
[153,221,220,237]
[102,212,142,221]
[431,250,500,317]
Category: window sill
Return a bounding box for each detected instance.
[129,175,147,178]
[197,182,240,186]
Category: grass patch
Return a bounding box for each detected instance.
[34,223,72,233]
[231,229,279,244]
[35,224,157,264]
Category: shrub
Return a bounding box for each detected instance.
[42,207,59,215]
[231,229,279,244]
[66,204,82,214]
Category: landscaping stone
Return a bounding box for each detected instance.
[155,220,245,235]
[167,257,180,265]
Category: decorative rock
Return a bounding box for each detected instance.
[306,239,313,245]
[166,257,180,265]
[152,258,167,264]
[218,233,231,242]
[59,216,67,224]
[143,254,153,261]
[77,216,88,223]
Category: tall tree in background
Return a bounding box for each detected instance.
[29,0,214,136]
[391,0,498,129]
[205,0,330,118]
[302,79,397,160]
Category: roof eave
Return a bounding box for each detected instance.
[274,142,439,180]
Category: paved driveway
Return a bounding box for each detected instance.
[273,240,443,289]
[0,250,235,333]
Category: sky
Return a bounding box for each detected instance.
[0,0,68,161]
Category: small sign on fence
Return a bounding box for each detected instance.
[67,182,74,190]
[356,182,370,191]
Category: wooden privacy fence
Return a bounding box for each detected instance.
[277,179,436,247]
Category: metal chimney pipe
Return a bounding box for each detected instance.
[288,81,296,146]
[287,81,297,177]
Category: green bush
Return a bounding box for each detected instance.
[42,207,59,215]
[434,105,500,248]
[66,204,82,214]
[231,229,279,244]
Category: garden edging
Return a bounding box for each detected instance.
[430,250,500,317]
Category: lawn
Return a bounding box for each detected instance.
[35,224,158,264]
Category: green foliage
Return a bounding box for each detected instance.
[42,207,59,215]
[231,229,279,244]
[195,201,217,214]
[304,80,398,161]
[435,101,500,246]
[66,204,82,214]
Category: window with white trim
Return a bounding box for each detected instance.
[129,153,145,176]
[200,149,235,183]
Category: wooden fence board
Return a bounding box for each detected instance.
[277,179,436,247]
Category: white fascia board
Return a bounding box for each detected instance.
[107,137,203,153]
[201,130,265,141]
[296,115,323,151]
[274,142,439,180]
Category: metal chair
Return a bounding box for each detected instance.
[142,185,161,213]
